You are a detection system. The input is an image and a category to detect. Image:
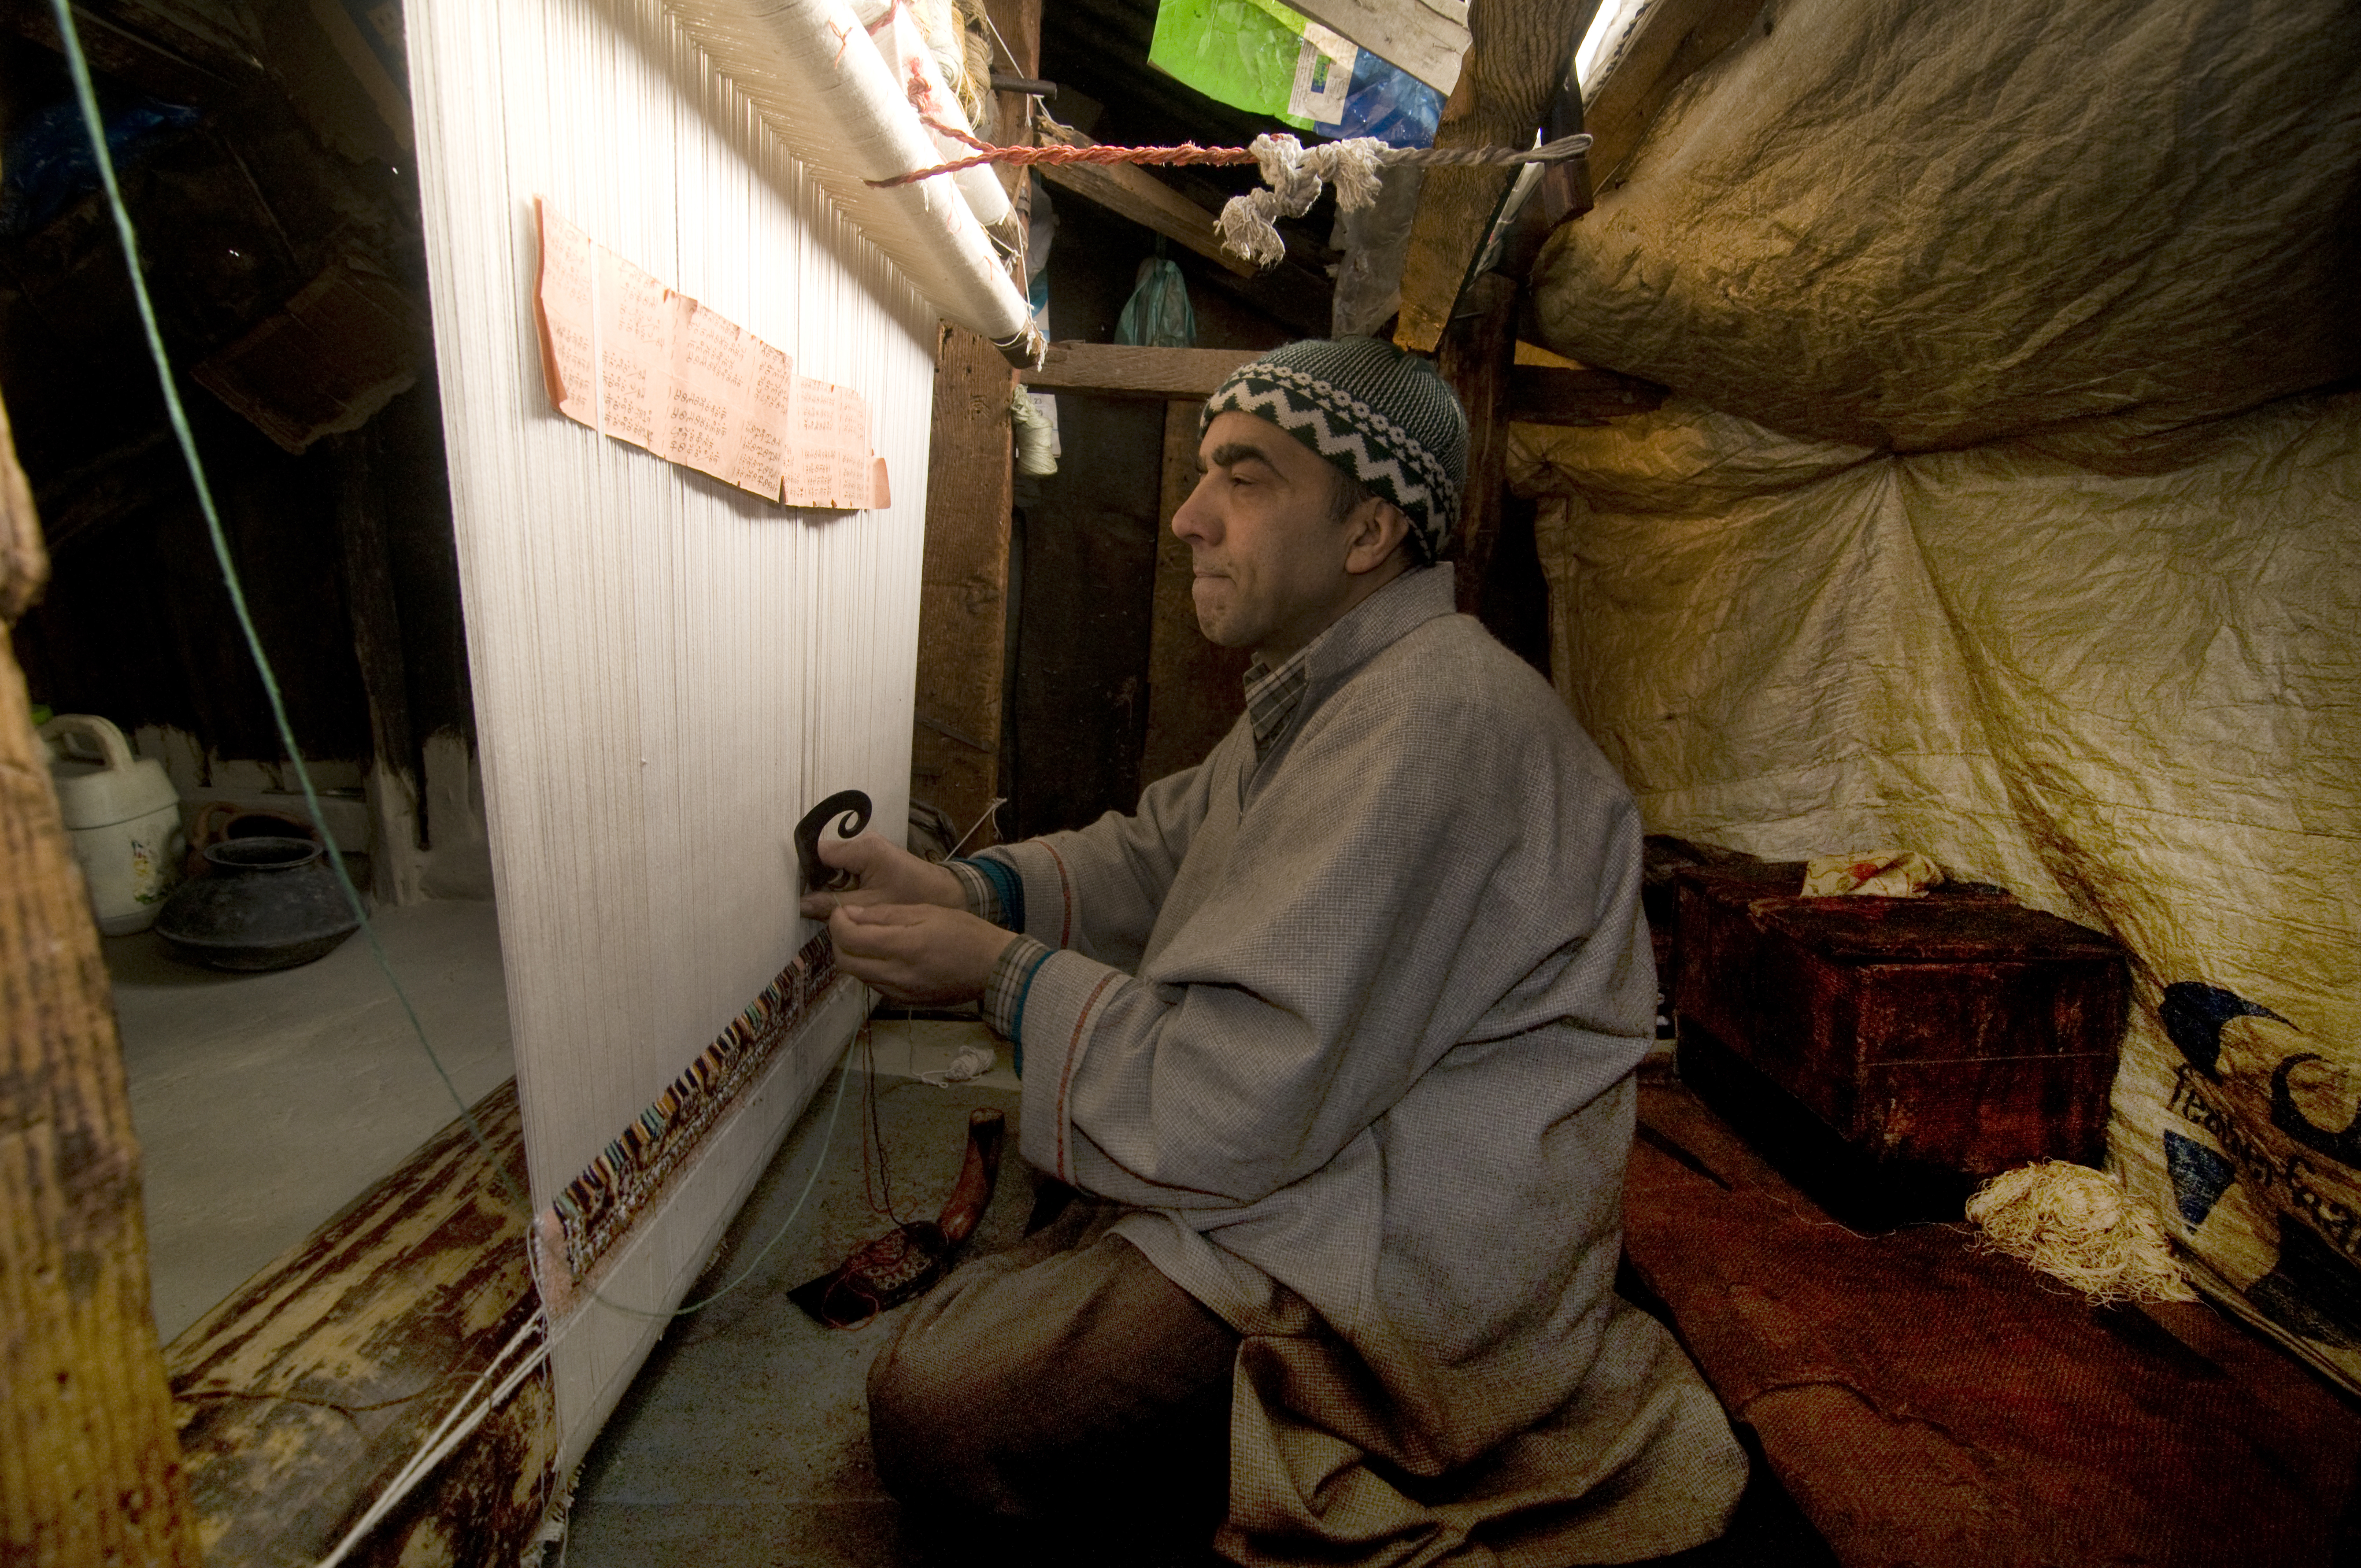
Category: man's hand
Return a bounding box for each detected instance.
[829,903,1015,1006]
[798,831,966,918]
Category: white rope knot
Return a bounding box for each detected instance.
[1219,134,1391,268]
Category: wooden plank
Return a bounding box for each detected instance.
[167,1081,553,1567]
[981,0,1042,208]
[1035,157,1258,279]
[1580,0,1765,192]
[1290,0,1472,96]
[333,427,420,902]
[1140,401,1252,786]
[0,391,203,1568]
[1624,1078,2361,1567]
[1021,343,1257,400]
[1504,362,1667,423]
[1393,0,1602,353]
[1434,272,1517,616]
[911,324,1017,849]
[1496,51,1593,280]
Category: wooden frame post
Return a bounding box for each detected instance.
[0,391,202,1566]
[1394,0,1602,353]
[911,324,1018,848]
[1435,273,1521,617]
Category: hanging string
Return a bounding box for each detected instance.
[43,0,532,1228]
[858,1018,910,1223]
[49,0,876,1336]
[576,1055,857,1321]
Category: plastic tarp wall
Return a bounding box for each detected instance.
[1519,0,2361,1386]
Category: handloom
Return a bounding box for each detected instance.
[403,0,1013,1478]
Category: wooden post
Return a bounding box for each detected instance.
[896,0,1044,850]
[1435,273,1520,618]
[1139,401,1249,786]
[983,0,1044,174]
[0,392,203,1566]
[910,324,1017,847]
[1393,0,1602,353]
[333,428,425,903]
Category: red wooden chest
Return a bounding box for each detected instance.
[1671,865,2128,1177]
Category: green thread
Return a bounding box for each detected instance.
[50,0,847,1321]
[46,0,515,1209]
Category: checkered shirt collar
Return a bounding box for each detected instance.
[1243,643,1315,761]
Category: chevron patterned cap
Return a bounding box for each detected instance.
[1201,337,1467,563]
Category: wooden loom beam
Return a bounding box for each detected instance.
[0,388,203,1568]
[165,1083,550,1565]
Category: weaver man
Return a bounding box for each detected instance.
[800,338,1747,1566]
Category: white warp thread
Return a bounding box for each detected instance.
[407,0,929,1450]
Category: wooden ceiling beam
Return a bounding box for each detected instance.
[1019,346,1664,417]
[1028,118,1337,334]
[1020,343,1257,399]
[1579,0,1766,193]
[1031,120,1259,278]
[1504,363,1667,422]
[1391,0,1603,354]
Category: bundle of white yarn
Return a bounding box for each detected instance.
[1964,1160,2197,1305]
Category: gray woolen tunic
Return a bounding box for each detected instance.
[978,567,1746,1566]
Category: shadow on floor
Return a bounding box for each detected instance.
[560,1053,1836,1568]
[560,1064,1032,1567]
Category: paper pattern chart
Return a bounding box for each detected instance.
[533,200,886,508]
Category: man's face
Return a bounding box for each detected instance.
[1172,411,1366,662]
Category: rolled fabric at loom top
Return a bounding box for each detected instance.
[670,0,1036,352]
[856,0,1016,234]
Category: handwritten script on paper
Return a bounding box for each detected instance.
[533,200,889,510]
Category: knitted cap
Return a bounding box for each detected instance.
[1200,337,1467,562]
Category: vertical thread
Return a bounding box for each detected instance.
[407,0,935,1434]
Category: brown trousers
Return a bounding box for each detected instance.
[866,1198,1239,1561]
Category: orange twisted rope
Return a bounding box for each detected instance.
[870,128,1593,190]
[870,140,1262,187]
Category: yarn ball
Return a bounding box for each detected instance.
[1964,1160,2198,1305]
